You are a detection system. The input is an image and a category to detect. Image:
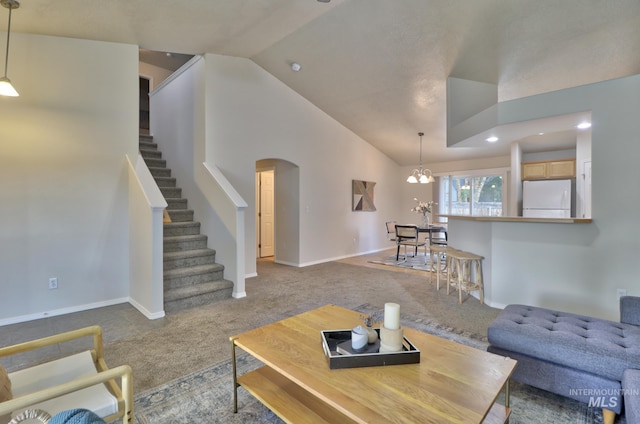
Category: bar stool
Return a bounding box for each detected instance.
[446,249,484,304]
[428,245,448,290]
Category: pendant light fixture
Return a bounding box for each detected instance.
[406,132,434,184]
[0,0,19,97]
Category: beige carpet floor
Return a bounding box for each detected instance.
[1,249,501,394]
[106,250,500,393]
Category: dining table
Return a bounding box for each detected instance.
[416,224,447,245]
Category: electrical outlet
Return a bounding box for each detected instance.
[48,277,58,290]
[617,288,627,300]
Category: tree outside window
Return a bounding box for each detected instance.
[440,174,504,217]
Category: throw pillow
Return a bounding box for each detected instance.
[0,365,12,424]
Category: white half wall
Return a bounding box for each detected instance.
[448,74,640,321]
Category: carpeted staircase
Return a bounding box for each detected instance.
[138,134,233,312]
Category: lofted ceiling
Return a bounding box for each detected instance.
[4,0,640,165]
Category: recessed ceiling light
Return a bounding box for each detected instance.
[291,62,301,72]
[577,122,592,129]
[538,132,545,136]
[486,136,498,142]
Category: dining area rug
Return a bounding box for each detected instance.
[368,252,432,271]
[131,304,623,423]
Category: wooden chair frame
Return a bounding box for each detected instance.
[0,326,133,423]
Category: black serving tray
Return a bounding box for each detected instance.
[320,329,420,370]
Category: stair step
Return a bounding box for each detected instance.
[164,234,208,252]
[141,135,232,311]
[160,187,182,198]
[154,177,177,188]
[166,198,187,210]
[144,158,167,168]
[164,280,234,313]
[164,264,225,289]
[140,149,162,159]
[149,167,171,178]
[139,141,157,151]
[167,209,194,222]
[164,221,201,237]
[164,248,216,271]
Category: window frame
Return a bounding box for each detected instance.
[436,167,509,218]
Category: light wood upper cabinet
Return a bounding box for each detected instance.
[522,159,575,180]
[522,162,548,180]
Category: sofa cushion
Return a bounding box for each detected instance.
[487,304,640,381]
[622,368,640,422]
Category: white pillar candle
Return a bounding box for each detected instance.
[384,302,400,330]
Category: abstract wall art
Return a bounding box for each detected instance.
[352,179,376,211]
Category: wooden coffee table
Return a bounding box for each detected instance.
[230,304,516,423]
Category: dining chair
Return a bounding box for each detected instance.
[429,226,448,246]
[385,221,397,243]
[395,225,427,262]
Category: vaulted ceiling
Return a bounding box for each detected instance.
[5,0,640,165]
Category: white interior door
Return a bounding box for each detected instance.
[258,170,275,257]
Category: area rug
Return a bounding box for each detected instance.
[132,304,625,423]
[369,253,433,271]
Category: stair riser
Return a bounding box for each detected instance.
[164,254,216,270]
[168,210,194,222]
[166,199,187,209]
[164,270,225,289]
[164,238,208,252]
[164,223,201,236]
[144,158,167,168]
[154,177,177,188]
[149,168,171,178]
[164,286,233,313]
[161,187,182,198]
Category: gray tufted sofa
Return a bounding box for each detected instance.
[487,296,640,423]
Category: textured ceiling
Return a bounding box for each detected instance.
[4,0,640,165]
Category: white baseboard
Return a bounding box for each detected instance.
[0,297,130,327]
[287,247,392,268]
[128,297,165,320]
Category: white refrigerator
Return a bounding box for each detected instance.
[523,179,572,218]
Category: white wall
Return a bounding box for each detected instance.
[139,62,173,91]
[203,54,404,273]
[150,54,404,282]
[0,34,139,323]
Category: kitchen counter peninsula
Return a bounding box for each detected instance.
[440,215,595,309]
[441,215,592,224]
